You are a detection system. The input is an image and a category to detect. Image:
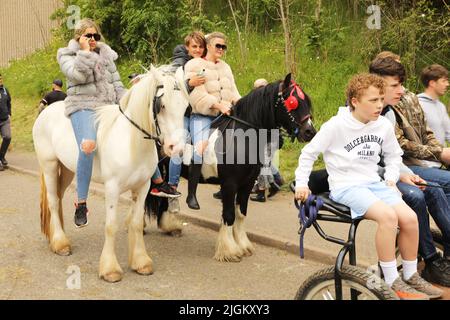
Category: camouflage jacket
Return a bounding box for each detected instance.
[391,90,444,166]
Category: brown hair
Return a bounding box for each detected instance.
[369,57,406,84]
[73,18,102,42]
[206,32,227,45]
[184,31,206,47]
[346,73,385,111]
[375,51,400,62]
[420,64,449,88]
[184,31,207,57]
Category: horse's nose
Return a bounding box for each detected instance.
[302,127,316,142]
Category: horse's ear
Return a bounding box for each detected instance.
[283,73,292,90]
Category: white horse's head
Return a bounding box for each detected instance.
[150,65,189,157]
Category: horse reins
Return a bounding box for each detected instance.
[118,82,181,147]
[118,105,160,143]
[296,195,324,259]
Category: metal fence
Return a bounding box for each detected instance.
[0,0,61,67]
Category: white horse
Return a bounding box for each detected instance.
[32,66,188,282]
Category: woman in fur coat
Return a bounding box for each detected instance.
[57,18,125,228]
[184,32,241,210]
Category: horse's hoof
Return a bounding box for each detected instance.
[100,272,123,283]
[242,249,253,257]
[56,246,72,256]
[136,265,154,276]
[214,254,242,263]
[167,229,182,237]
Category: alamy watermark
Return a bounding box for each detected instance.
[66,265,81,290]
[366,5,382,30]
[67,5,81,30]
[170,128,282,169]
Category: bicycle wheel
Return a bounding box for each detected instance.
[295,265,399,300]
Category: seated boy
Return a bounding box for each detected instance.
[294,73,442,300]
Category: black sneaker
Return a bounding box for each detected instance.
[250,190,266,202]
[0,162,3,171]
[0,157,8,166]
[421,254,450,287]
[74,203,89,228]
[268,182,281,198]
[150,181,181,198]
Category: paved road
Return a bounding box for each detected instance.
[0,170,326,300]
[2,152,449,300]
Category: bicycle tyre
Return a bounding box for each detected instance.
[295,265,399,300]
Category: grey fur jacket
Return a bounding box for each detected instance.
[57,39,126,117]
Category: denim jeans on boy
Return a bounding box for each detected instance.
[70,110,97,201]
[169,116,190,186]
[409,166,450,204]
[397,181,450,259]
[189,113,215,164]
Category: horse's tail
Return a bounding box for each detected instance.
[144,187,168,227]
[40,163,64,239]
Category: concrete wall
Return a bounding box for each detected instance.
[0,0,61,67]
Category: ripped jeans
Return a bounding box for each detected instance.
[70,109,97,201]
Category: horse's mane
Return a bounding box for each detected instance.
[96,72,158,160]
[233,81,281,129]
[95,65,187,161]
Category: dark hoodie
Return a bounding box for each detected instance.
[171,44,192,68]
[0,85,11,121]
[171,44,194,117]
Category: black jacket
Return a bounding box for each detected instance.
[0,86,11,121]
[171,45,192,68]
[171,44,195,117]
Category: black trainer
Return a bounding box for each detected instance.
[250,190,266,202]
[150,181,181,198]
[421,254,450,287]
[0,157,8,166]
[74,203,89,228]
[267,182,281,198]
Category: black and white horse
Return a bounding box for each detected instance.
[147,74,316,262]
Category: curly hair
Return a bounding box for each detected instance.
[346,73,385,111]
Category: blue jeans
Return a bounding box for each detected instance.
[189,114,215,164]
[169,116,190,186]
[70,110,97,201]
[409,166,450,203]
[152,166,162,181]
[397,182,450,259]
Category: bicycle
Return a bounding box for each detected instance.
[290,181,444,300]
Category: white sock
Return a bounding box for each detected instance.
[379,260,399,287]
[402,259,418,281]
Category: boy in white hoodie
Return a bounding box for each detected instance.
[295,74,438,300]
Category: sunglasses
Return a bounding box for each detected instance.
[215,44,227,51]
[84,33,101,41]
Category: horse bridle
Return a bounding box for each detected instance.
[220,81,309,141]
[274,82,311,141]
[119,81,182,146]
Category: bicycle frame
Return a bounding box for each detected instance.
[300,195,363,300]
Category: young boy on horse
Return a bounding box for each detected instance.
[295,73,442,300]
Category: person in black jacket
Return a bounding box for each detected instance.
[167,31,207,212]
[0,74,12,171]
[38,79,67,114]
